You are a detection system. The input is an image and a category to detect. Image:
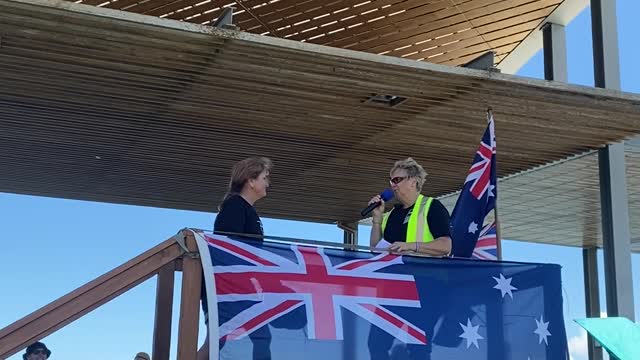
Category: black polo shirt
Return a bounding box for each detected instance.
[383,198,451,243]
[214,194,264,237]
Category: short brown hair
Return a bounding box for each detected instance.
[221,157,272,204]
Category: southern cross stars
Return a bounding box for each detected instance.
[493,273,517,299]
[534,315,551,345]
[459,318,484,349]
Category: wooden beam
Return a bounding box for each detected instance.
[152,261,176,360]
[177,231,202,360]
[0,237,184,359]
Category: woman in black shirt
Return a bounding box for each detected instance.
[366,157,451,360]
[198,157,272,360]
[368,157,452,256]
[214,156,271,238]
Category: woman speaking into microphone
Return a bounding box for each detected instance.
[368,157,452,256]
[366,157,452,360]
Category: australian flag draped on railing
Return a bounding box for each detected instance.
[191,229,568,360]
[450,112,498,260]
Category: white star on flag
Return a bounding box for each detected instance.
[468,221,478,234]
[488,184,496,198]
[534,315,551,345]
[459,318,483,349]
[493,273,517,299]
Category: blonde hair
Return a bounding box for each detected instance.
[221,157,272,206]
[390,157,428,191]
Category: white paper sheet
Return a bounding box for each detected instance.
[375,239,391,249]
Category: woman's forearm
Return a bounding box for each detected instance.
[369,221,383,246]
[416,236,452,256]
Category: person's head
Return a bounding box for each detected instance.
[134,352,150,360]
[389,157,427,203]
[223,157,272,205]
[22,342,51,360]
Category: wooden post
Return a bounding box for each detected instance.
[338,221,358,250]
[177,232,202,360]
[153,262,175,360]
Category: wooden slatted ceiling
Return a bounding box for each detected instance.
[69,0,565,66]
[2,0,640,226]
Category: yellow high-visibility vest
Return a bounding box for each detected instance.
[381,194,434,243]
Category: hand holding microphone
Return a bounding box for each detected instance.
[361,189,394,218]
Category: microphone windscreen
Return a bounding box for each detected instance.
[381,188,394,201]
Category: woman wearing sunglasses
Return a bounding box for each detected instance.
[368,157,452,256]
[367,158,451,360]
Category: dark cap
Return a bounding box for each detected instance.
[23,342,51,359]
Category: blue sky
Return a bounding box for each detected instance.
[2,1,639,359]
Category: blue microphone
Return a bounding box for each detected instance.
[361,189,394,217]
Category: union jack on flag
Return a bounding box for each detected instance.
[465,120,496,200]
[202,232,425,344]
[450,112,498,259]
[473,222,498,260]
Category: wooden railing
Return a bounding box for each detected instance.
[0,230,202,360]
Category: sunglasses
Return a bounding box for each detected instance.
[389,176,408,185]
[30,349,47,355]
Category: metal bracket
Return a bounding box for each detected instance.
[364,93,408,108]
[213,7,236,30]
[174,232,200,260]
[462,51,500,72]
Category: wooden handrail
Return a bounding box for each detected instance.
[0,234,185,358]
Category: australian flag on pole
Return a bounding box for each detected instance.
[191,229,568,360]
[450,112,498,259]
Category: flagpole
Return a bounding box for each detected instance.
[495,208,503,260]
[488,107,503,261]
